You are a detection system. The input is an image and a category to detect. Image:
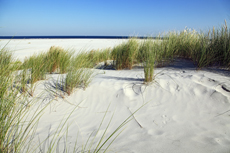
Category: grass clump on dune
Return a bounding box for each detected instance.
[111,38,139,70]
[136,21,229,70]
[16,68,30,95]
[169,29,200,59]
[109,21,229,82]
[63,52,95,95]
[87,49,102,66]
[163,21,230,69]
[45,46,72,74]
[18,47,95,98]
[207,21,230,68]
[99,48,111,66]
[0,46,96,152]
[63,68,93,95]
[44,51,95,97]
[22,53,46,96]
[20,47,76,96]
[25,53,46,83]
[0,47,44,153]
[138,39,156,82]
[1,43,145,153]
[72,51,96,68]
[86,48,112,68]
[0,49,16,151]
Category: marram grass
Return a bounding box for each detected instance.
[0,45,96,152]
[138,39,156,82]
[63,68,93,95]
[111,38,139,70]
[45,46,72,74]
[0,47,46,153]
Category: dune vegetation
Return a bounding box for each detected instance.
[0,21,229,152]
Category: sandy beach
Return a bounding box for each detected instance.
[0,39,128,61]
[1,39,230,153]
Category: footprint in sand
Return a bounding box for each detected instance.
[122,84,144,98]
[159,80,180,94]
[161,115,170,125]
[162,120,167,124]
[214,138,230,146]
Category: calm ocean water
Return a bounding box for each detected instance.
[0,36,155,39]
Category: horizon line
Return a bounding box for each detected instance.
[0,35,159,39]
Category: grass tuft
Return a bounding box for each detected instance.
[138,39,156,82]
[45,46,72,74]
[111,39,139,70]
[63,68,93,95]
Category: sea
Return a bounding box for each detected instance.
[0,36,155,39]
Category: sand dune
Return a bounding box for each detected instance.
[1,39,230,153]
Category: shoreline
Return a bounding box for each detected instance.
[0,36,156,39]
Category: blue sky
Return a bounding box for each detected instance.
[0,0,229,36]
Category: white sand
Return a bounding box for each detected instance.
[0,39,128,61]
[2,39,230,152]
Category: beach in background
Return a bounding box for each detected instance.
[0,39,128,61]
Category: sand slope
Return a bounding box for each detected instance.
[1,39,230,152]
[27,59,230,153]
